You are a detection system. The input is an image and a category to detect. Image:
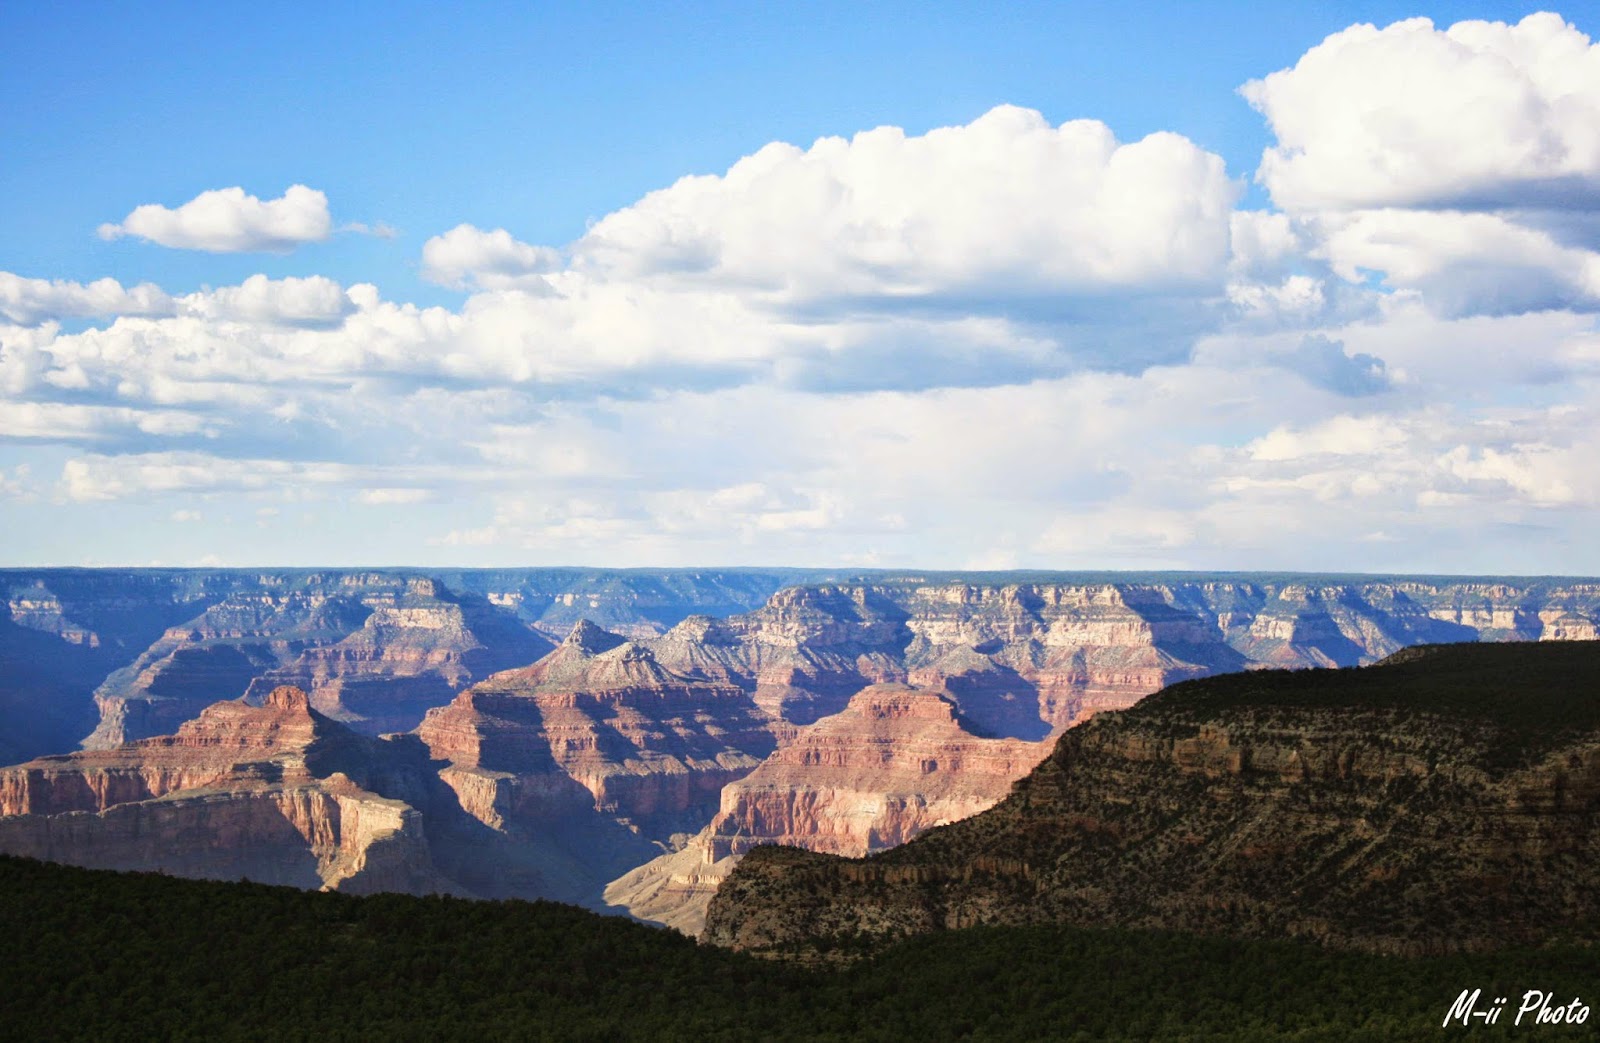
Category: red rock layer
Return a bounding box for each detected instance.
[0,687,457,894]
[604,683,1048,934]
[417,626,777,841]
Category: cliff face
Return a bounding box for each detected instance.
[641,578,1600,744]
[0,568,818,759]
[17,571,1600,759]
[2,573,216,764]
[605,684,1047,934]
[85,576,556,748]
[6,571,1600,918]
[702,641,1600,956]
[417,621,779,859]
[0,687,460,894]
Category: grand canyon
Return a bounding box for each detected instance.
[4,567,1598,932]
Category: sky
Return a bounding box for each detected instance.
[3,2,1600,572]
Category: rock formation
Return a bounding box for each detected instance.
[0,686,459,894]
[85,577,556,748]
[416,621,780,887]
[606,684,1047,934]
[703,641,1600,956]
[5,569,1600,918]
[638,578,1593,744]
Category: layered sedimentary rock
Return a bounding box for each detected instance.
[86,576,556,748]
[703,641,1600,956]
[641,578,1600,742]
[0,568,817,759]
[1,573,216,764]
[0,686,458,894]
[6,570,1600,918]
[418,621,778,851]
[23,571,1600,758]
[606,684,1047,934]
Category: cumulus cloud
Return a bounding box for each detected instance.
[421,225,562,290]
[1313,208,1600,315]
[0,402,211,442]
[0,464,32,499]
[12,66,1600,571]
[0,273,175,326]
[357,487,433,505]
[1244,13,1600,320]
[180,274,356,328]
[1247,414,1411,462]
[1244,13,1600,212]
[570,106,1238,304]
[98,185,332,253]
[1271,334,1391,396]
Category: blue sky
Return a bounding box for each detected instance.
[4,3,1600,570]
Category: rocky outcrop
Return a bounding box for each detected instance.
[418,621,779,847]
[24,568,821,753]
[6,570,1600,918]
[703,641,1600,956]
[606,684,1047,934]
[0,686,459,895]
[1,573,213,764]
[84,577,555,748]
[632,578,1600,743]
[18,571,1600,758]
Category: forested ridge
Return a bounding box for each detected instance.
[2,856,1593,1041]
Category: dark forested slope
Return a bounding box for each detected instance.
[705,641,1600,956]
[1,856,1594,1041]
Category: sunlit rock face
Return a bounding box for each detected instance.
[4,570,1599,919]
[418,620,778,845]
[605,684,1047,935]
[84,576,557,748]
[0,686,460,895]
[702,642,1600,957]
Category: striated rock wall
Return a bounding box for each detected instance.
[11,570,1599,760]
[85,577,557,748]
[417,623,778,845]
[636,578,1600,744]
[702,642,1600,956]
[606,684,1048,934]
[0,686,461,895]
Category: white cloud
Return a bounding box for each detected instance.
[58,452,349,501]
[421,225,562,290]
[1248,414,1411,462]
[1226,275,1327,324]
[1244,13,1600,212]
[0,402,211,442]
[0,464,31,499]
[180,274,355,328]
[1312,208,1600,315]
[169,509,202,522]
[1244,14,1600,321]
[11,74,1600,572]
[358,487,433,505]
[0,273,175,326]
[570,106,1238,303]
[98,185,333,253]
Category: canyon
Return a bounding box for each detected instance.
[2,569,1599,920]
[0,685,458,894]
[702,641,1600,956]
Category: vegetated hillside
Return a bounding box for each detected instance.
[1,856,1594,1042]
[704,641,1600,957]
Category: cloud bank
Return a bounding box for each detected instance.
[7,12,1600,573]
